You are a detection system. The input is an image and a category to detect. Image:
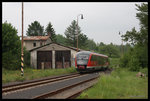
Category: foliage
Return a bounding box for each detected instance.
[2,22,30,70]
[122,3,148,46]
[2,22,21,70]
[128,55,140,71]
[85,39,97,51]
[26,21,45,36]
[121,28,139,45]
[24,48,30,67]
[45,22,57,42]
[135,3,148,30]
[120,52,130,68]
[98,43,120,58]
[64,20,88,48]
[119,3,148,71]
[2,22,21,54]
[64,20,78,47]
[56,34,67,45]
[120,44,148,71]
[2,51,21,70]
[78,68,148,99]
[78,33,88,49]
[109,58,120,69]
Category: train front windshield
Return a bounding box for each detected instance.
[76,54,90,65]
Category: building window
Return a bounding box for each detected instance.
[33,42,36,47]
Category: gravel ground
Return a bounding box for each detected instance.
[3,73,99,99]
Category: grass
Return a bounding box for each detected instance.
[77,67,148,99]
[109,58,120,69]
[2,67,77,84]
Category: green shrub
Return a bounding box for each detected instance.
[24,48,30,67]
[128,55,140,71]
[2,51,20,70]
[2,22,21,70]
[119,53,130,68]
[119,44,148,71]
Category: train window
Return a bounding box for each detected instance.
[76,54,90,65]
[77,55,89,60]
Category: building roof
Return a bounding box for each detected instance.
[29,42,84,52]
[23,36,49,41]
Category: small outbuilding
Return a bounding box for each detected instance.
[29,42,83,69]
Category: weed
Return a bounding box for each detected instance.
[77,68,148,99]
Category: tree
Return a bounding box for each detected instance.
[122,3,148,46]
[85,39,97,51]
[99,44,120,58]
[120,3,148,71]
[78,33,88,49]
[56,34,67,45]
[45,22,57,42]
[2,22,21,70]
[26,21,45,36]
[99,42,105,46]
[64,20,87,48]
[135,3,148,30]
[2,22,21,54]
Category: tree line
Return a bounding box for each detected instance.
[26,20,130,58]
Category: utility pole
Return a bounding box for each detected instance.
[21,2,24,76]
[76,14,83,52]
[76,17,78,52]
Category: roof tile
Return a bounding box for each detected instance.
[23,36,49,41]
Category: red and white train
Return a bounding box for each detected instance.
[75,51,109,72]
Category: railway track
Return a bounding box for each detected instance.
[32,74,99,99]
[3,68,113,99]
[2,73,81,95]
[42,68,113,99]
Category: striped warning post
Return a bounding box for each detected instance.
[21,53,24,76]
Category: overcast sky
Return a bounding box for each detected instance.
[2,2,143,45]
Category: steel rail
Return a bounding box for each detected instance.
[2,73,81,94]
[32,75,99,99]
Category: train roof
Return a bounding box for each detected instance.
[76,51,108,58]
